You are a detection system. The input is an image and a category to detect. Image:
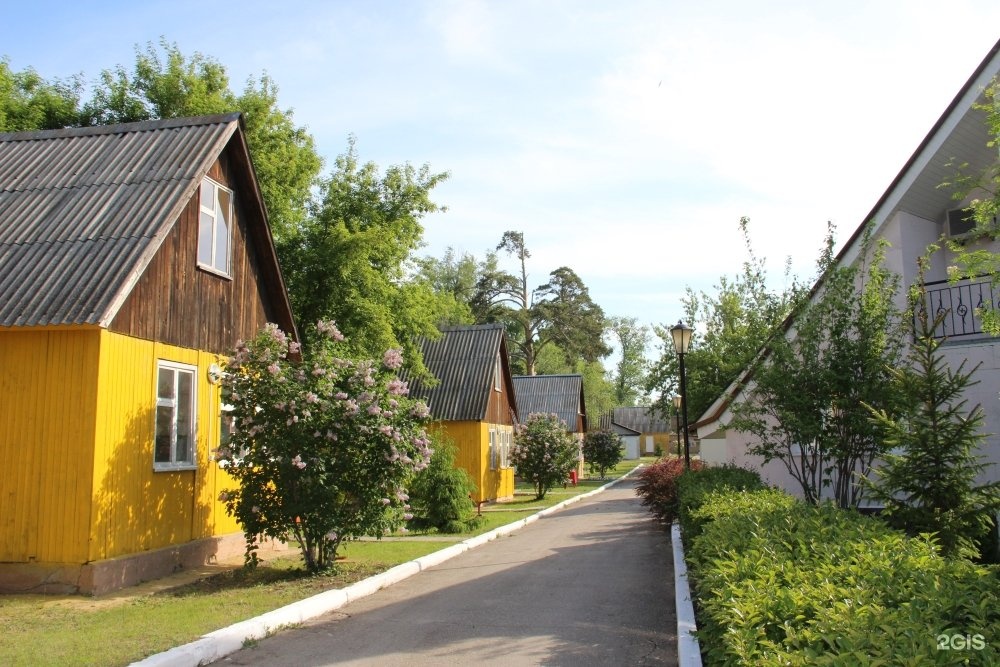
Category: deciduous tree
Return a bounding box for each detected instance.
[0,58,81,131]
[646,218,799,421]
[582,429,624,479]
[729,229,905,508]
[218,321,433,572]
[511,413,580,499]
[281,137,451,375]
[606,316,650,406]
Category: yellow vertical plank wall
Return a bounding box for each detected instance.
[0,329,99,564]
[90,331,240,563]
[432,421,514,503]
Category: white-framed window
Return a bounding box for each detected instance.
[489,428,498,470]
[500,428,512,468]
[494,354,502,392]
[198,177,232,277]
[155,361,197,470]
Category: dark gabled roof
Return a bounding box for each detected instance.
[512,374,586,433]
[612,406,671,433]
[406,324,517,422]
[0,113,294,334]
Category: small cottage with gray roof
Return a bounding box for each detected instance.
[406,324,519,502]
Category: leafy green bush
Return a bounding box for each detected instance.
[686,489,1000,665]
[408,437,479,533]
[582,429,624,479]
[511,413,580,499]
[675,463,765,539]
[634,457,703,523]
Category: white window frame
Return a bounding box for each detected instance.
[494,354,502,392]
[198,176,233,277]
[154,360,198,471]
[489,428,498,471]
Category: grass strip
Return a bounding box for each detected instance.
[0,458,646,666]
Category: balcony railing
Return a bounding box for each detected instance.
[916,277,1000,340]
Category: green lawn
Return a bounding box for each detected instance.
[0,458,648,667]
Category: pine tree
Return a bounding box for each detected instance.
[866,281,1000,558]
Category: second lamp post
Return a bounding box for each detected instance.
[670,320,693,469]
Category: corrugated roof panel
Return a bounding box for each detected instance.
[612,406,671,433]
[0,114,238,327]
[512,374,584,432]
[405,324,506,422]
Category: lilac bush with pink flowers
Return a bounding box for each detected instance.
[217,321,433,572]
[510,412,580,500]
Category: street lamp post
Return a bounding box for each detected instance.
[670,320,693,469]
[672,394,682,458]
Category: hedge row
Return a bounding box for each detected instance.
[681,482,1000,665]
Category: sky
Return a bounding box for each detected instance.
[3,1,1000,357]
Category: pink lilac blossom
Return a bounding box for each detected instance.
[316,320,345,341]
[387,379,408,396]
[292,454,307,470]
[218,491,231,502]
[382,348,403,370]
[267,363,280,375]
[367,405,382,416]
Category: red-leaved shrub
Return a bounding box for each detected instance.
[635,457,704,524]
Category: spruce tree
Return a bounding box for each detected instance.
[866,278,1000,558]
[408,438,478,533]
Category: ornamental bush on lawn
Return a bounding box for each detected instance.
[217,321,433,572]
[582,429,624,479]
[408,436,479,533]
[511,412,580,500]
[634,457,703,524]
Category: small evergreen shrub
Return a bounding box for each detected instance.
[582,429,624,479]
[634,457,703,524]
[685,488,1000,665]
[407,437,479,533]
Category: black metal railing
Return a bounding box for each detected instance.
[916,276,999,340]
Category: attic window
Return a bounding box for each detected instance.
[198,177,232,277]
[494,354,502,392]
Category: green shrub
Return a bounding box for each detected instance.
[635,457,703,524]
[511,413,580,500]
[582,429,624,479]
[675,463,765,539]
[686,489,1000,666]
[407,438,478,533]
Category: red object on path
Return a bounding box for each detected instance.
[569,470,578,486]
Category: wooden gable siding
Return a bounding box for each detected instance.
[0,329,99,563]
[109,150,278,354]
[486,376,516,426]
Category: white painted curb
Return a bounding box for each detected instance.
[130,468,641,667]
[672,522,703,666]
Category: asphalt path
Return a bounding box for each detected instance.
[216,478,678,666]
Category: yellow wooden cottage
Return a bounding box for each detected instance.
[0,114,297,594]
[511,374,588,478]
[406,324,519,503]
